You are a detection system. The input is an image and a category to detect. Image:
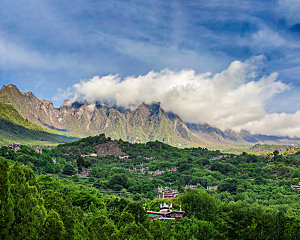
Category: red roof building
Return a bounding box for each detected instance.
[291,183,300,190]
[147,200,185,221]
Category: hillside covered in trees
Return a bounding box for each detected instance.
[0,134,299,239]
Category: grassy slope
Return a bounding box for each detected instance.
[0,102,77,145]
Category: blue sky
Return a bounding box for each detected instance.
[0,0,300,136]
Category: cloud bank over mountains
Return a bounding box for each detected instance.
[1,0,300,116]
[61,56,299,138]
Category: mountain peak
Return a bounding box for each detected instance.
[1,84,20,92]
[0,84,36,98]
[61,99,72,108]
[0,84,22,105]
[1,84,299,148]
[5,84,18,88]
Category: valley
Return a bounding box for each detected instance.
[0,134,299,239]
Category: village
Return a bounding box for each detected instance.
[129,163,177,176]
[146,187,184,221]
[146,184,219,221]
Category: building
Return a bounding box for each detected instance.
[185,183,200,189]
[34,147,43,154]
[163,192,179,198]
[291,183,300,190]
[7,144,20,152]
[156,187,180,198]
[147,200,185,221]
[206,185,218,191]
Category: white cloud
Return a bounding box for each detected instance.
[87,103,96,112]
[0,36,96,73]
[69,56,300,137]
[251,28,286,49]
[240,111,300,138]
[52,87,74,106]
[279,0,300,26]
[0,37,49,69]
[94,31,226,72]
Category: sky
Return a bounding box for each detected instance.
[0,0,299,137]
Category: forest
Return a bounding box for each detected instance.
[0,134,299,239]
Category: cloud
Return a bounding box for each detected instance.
[250,27,287,49]
[52,87,74,106]
[66,56,299,137]
[1,1,299,137]
[0,37,49,70]
[87,103,96,112]
[278,0,300,26]
[240,111,300,138]
[93,31,227,73]
[0,35,98,76]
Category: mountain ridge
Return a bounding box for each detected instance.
[0,101,77,145]
[1,84,299,149]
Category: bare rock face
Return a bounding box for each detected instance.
[95,141,126,157]
[1,84,299,148]
[0,84,63,130]
[0,84,198,147]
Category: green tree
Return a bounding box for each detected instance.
[62,163,76,175]
[273,150,279,158]
[71,189,103,210]
[118,211,135,228]
[178,189,220,221]
[118,222,153,240]
[125,202,147,224]
[109,173,129,190]
[41,210,65,240]
[86,214,118,240]
[0,146,15,160]
[42,189,86,239]
[43,162,55,173]
[8,163,46,240]
[76,157,84,171]
[218,178,238,194]
[105,196,129,223]
[0,158,14,239]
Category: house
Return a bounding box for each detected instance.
[81,153,97,157]
[7,144,20,152]
[147,200,185,221]
[35,147,43,154]
[185,183,200,189]
[156,187,180,198]
[291,183,300,190]
[129,167,137,173]
[206,185,218,191]
[162,192,179,198]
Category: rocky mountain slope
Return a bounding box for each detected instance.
[0,101,76,145]
[1,84,299,149]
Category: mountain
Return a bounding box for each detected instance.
[0,84,65,131]
[0,101,77,145]
[0,84,299,149]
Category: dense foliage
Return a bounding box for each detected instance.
[0,134,299,239]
